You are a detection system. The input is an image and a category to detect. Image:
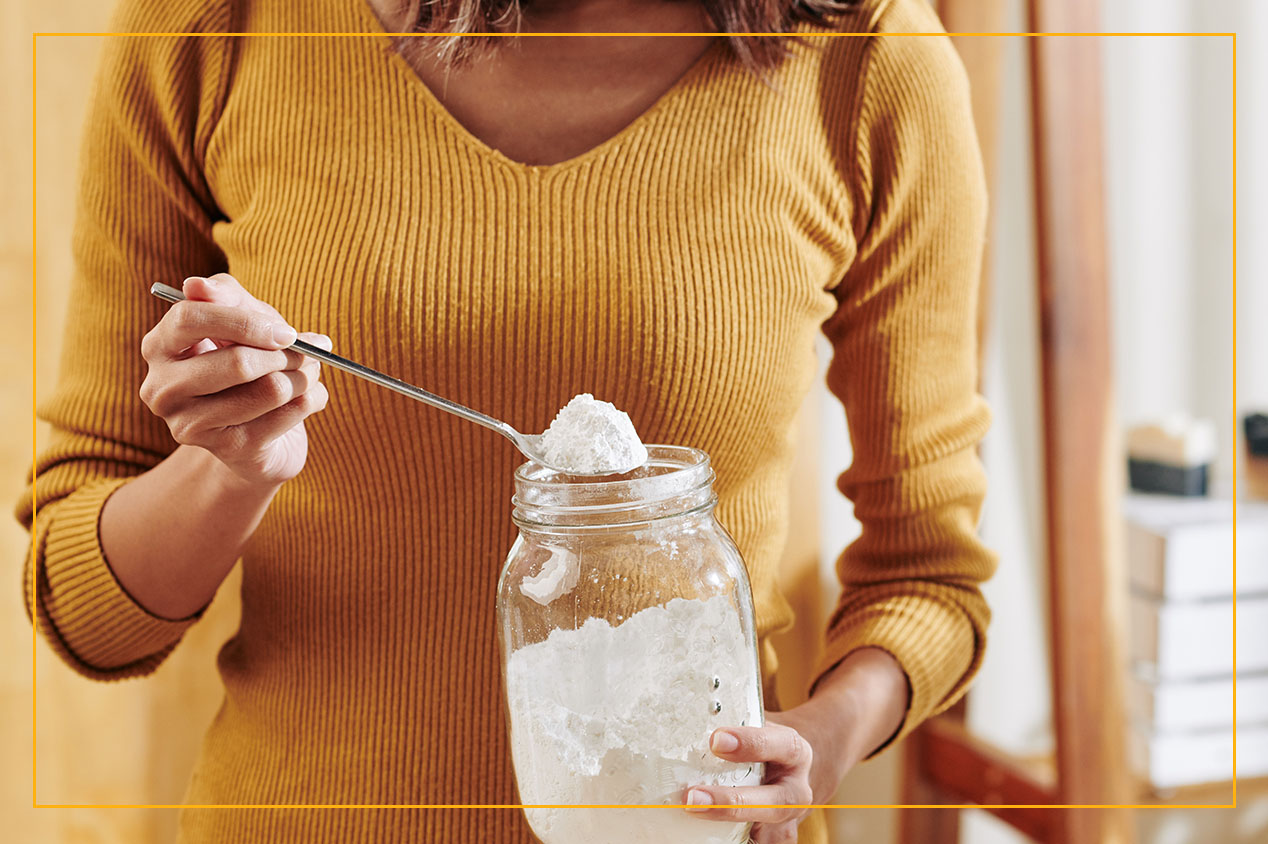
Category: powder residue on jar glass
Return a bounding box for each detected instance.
[538,393,649,475]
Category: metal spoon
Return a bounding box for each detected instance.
[149,282,580,473]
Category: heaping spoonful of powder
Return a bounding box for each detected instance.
[149,284,649,478]
[536,393,649,476]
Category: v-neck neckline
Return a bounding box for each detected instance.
[354,1,725,176]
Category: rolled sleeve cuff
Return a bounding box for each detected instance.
[36,478,197,676]
[810,591,978,756]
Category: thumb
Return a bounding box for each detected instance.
[181,275,243,306]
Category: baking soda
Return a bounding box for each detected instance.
[506,596,762,844]
[538,393,649,475]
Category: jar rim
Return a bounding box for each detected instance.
[511,445,715,527]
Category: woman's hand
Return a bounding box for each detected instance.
[139,273,332,487]
[684,647,910,843]
[685,719,814,844]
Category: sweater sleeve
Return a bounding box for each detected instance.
[813,1,997,750]
[15,0,237,680]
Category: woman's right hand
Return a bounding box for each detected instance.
[139,273,332,487]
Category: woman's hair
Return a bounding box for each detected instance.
[395,1,862,70]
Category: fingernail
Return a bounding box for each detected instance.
[315,334,333,351]
[685,789,713,811]
[272,324,298,346]
[711,731,739,753]
[182,276,207,289]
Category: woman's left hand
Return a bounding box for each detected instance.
[683,647,910,844]
[683,716,816,844]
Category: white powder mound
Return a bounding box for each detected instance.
[506,596,762,844]
[537,393,649,475]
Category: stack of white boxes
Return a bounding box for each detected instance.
[1125,494,1268,791]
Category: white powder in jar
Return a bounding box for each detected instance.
[537,393,649,475]
[506,596,763,844]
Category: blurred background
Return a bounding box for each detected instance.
[1,0,1260,842]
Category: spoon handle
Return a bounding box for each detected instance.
[149,282,517,441]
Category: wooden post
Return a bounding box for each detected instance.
[1027,1,1134,842]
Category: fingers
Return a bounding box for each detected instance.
[142,329,326,412]
[143,300,298,361]
[682,723,814,828]
[143,272,296,361]
[140,275,329,484]
[183,273,285,320]
[200,273,290,321]
[709,724,813,769]
[182,275,244,307]
[305,332,334,353]
[149,332,325,424]
[217,381,330,452]
[180,362,320,430]
[174,379,329,456]
[684,779,812,825]
[142,326,331,453]
[753,821,800,844]
[147,344,305,405]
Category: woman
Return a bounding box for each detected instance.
[18,0,996,841]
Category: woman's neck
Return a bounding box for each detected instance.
[361,0,719,166]
[367,0,713,35]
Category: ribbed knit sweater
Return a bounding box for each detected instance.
[18,0,995,840]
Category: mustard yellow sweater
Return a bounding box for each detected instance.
[19,0,995,840]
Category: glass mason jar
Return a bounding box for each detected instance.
[497,446,765,844]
